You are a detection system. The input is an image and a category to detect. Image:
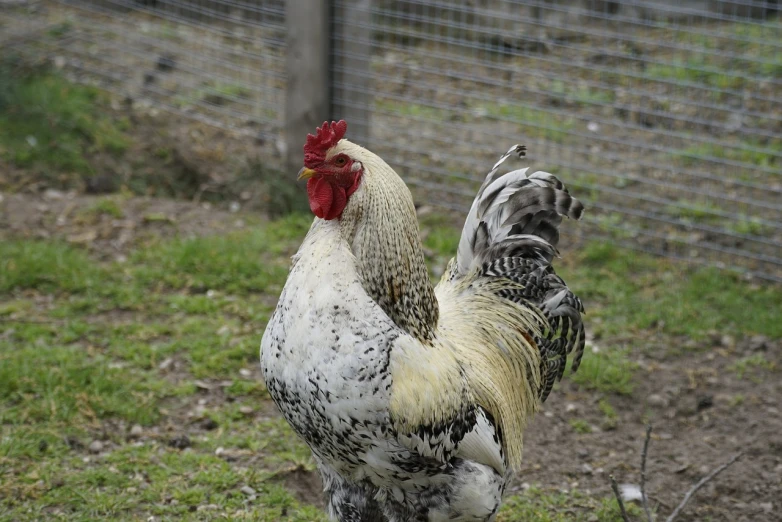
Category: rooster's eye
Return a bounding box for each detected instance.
[334,156,347,167]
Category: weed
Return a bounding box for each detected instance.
[598,399,619,430]
[731,354,775,380]
[570,350,637,395]
[569,419,593,434]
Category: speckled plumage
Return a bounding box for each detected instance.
[261,139,585,521]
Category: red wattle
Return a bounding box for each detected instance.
[307,177,350,220]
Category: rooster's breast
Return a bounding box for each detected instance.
[260,221,399,474]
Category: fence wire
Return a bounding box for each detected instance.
[3,0,781,282]
[332,0,782,282]
[2,0,287,138]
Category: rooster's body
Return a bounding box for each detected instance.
[261,122,585,522]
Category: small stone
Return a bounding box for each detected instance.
[620,484,642,502]
[88,440,104,453]
[129,425,143,438]
[158,358,174,371]
[577,448,590,459]
[647,394,668,408]
[240,485,256,496]
[229,202,241,213]
[239,368,252,378]
[581,463,593,475]
[760,502,773,513]
[238,406,254,415]
[749,335,768,351]
[217,325,231,336]
[215,446,226,456]
[565,403,577,413]
[168,435,191,449]
[127,487,137,494]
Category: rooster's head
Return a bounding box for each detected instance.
[298,120,364,220]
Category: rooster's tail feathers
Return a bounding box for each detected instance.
[456,146,583,276]
[452,145,586,402]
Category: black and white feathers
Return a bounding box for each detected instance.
[453,145,586,402]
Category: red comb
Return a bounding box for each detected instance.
[303,120,347,168]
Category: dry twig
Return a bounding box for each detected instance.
[664,452,744,522]
[610,475,632,522]
[640,425,653,522]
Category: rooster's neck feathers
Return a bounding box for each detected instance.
[337,140,439,342]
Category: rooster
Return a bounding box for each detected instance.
[260,120,585,522]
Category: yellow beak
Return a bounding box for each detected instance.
[297,167,316,181]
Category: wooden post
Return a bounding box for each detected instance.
[332,0,372,145]
[284,0,331,175]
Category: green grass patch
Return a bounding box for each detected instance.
[598,399,619,430]
[570,350,637,395]
[559,241,782,340]
[0,59,128,181]
[569,419,592,434]
[132,214,311,294]
[664,199,723,223]
[646,55,745,90]
[728,216,773,237]
[673,140,779,169]
[730,354,775,380]
[0,241,110,293]
[498,486,641,521]
[479,102,574,143]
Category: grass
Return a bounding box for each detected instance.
[556,241,782,340]
[730,354,776,380]
[569,419,592,434]
[570,350,637,396]
[497,486,641,521]
[1,210,780,520]
[0,58,129,182]
[479,102,574,143]
[673,140,780,169]
[0,214,320,520]
[373,98,574,142]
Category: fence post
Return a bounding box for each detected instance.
[284,0,331,175]
[332,0,372,145]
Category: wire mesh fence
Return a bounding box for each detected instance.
[2,0,287,138]
[332,0,782,282]
[2,0,781,281]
